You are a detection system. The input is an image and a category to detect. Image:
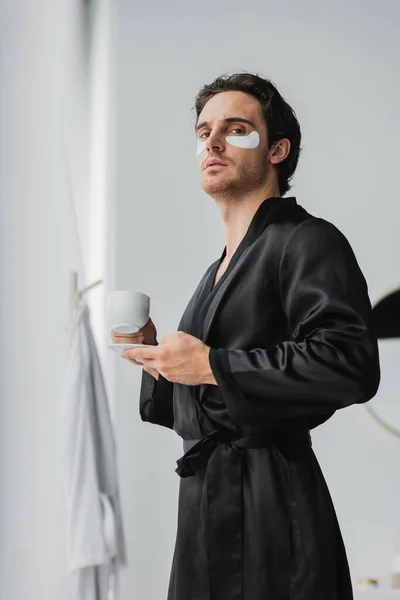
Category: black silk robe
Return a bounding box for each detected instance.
[139,196,380,600]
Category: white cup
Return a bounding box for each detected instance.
[105,290,150,334]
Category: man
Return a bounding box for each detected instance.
[113,73,380,600]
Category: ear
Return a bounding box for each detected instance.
[269,138,291,165]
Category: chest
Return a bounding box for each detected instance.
[181,252,288,349]
[212,259,229,289]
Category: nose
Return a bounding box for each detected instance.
[205,129,225,153]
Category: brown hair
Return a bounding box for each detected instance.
[194,73,302,196]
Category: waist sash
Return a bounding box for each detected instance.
[175,428,312,600]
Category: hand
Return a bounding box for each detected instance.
[111,316,160,379]
[121,331,216,386]
[111,316,158,346]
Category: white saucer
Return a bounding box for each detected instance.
[108,343,151,354]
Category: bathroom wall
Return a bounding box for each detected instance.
[0,0,100,597]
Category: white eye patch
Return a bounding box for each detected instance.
[196,131,260,156]
[226,130,260,149]
[196,140,207,156]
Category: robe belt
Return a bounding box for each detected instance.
[175,428,312,600]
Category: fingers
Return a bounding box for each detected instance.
[123,357,159,380]
[143,366,160,380]
[123,356,156,376]
[121,348,158,369]
[111,329,144,344]
[128,358,144,365]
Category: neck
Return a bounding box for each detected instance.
[215,182,281,261]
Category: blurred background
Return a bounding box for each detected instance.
[1,0,399,598]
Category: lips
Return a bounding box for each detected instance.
[205,160,227,169]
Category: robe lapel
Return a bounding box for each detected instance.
[202,196,297,344]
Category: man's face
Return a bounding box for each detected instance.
[196,91,271,198]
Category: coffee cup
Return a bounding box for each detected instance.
[105,290,150,334]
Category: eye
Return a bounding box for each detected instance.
[198,127,246,139]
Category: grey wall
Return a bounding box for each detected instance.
[113,0,400,597]
[0,1,93,598]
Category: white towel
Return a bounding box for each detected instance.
[60,299,126,600]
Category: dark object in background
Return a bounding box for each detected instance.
[372,287,400,339]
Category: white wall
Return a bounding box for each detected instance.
[0,1,95,598]
[113,0,400,596]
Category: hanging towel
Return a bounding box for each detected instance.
[60,299,126,600]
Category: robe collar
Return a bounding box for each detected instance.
[202,196,297,343]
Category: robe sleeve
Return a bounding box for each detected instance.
[139,369,174,429]
[208,218,381,425]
